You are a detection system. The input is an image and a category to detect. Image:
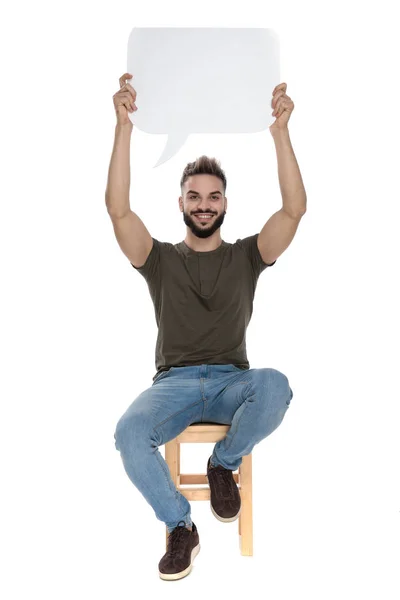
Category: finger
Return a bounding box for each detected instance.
[114,91,136,112]
[271,90,286,109]
[275,103,284,118]
[272,82,287,95]
[273,95,292,115]
[119,83,137,105]
[124,83,137,101]
[276,97,293,116]
[119,73,133,88]
[272,93,288,114]
[272,99,282,116]
[273,99,286,117]
[121,91,136,111]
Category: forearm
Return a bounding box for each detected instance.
[105,122,134,216]
[271,128,307,217]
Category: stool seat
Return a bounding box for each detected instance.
[165,422,253,556]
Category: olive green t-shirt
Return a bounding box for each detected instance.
[131,234,276,381]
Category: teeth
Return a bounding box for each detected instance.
[197,215,213,219]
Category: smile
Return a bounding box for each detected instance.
[195,214,214,221]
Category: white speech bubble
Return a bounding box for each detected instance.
[127,27,280,167]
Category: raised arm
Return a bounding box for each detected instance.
[105,74,153,268]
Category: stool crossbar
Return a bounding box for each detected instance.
[164,422,253,555]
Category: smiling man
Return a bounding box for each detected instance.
[107,73,307,581]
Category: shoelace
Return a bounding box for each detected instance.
[167,524,191,554]
[209,465,236,496]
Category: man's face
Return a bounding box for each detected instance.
[180,174,226,239]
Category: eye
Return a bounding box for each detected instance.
[189,194,219,200]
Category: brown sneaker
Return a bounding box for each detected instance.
[158,521,200,580]
[206,456,241,522]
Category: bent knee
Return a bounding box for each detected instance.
[257,368,293,407]
[114,414,155,452]
[258,367,290,389]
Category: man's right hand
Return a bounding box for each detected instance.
[113,73,138,126]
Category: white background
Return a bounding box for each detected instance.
[1,0,399,597]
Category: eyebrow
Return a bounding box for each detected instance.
[186,190,222,196]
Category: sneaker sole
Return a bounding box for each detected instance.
[159,542,201,581]
[210,504,241,522]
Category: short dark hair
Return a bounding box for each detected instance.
[180,155,227,195]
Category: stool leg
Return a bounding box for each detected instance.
[165,439,179,549]
[239,454,253,556]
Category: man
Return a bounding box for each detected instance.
[106,73,307,581]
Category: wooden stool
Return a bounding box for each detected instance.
[164,422,253,555]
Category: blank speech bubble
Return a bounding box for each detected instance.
[127,27,280,167]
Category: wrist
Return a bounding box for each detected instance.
[271,126,290,140]
[116,120,133,132]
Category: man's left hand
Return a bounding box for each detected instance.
[269,83,294,134]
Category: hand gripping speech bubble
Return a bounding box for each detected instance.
[127,27,280,167]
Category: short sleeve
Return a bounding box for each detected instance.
[130,237,161,282]
[235,233,276,279]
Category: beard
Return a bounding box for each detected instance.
[182,210,226,239]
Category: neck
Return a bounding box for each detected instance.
[184,231,223,252]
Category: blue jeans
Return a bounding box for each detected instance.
[114,364,293,533]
